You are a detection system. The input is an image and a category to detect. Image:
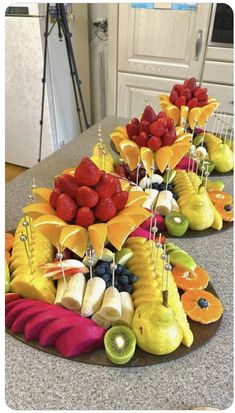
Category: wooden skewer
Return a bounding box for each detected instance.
[161,244,166,295]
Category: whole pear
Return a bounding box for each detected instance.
[181,185,214,230]
[210,143,233,173]
[132,301,183,355]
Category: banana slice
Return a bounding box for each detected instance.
[171,197,180,212]
[81,276,106,317]
[111,292,134,327]
[61,273,86,312]
[54,276,70,305]
[143,188,159,210]
[155,190,173,216]
[92,309,111,329]
[99,286,121,321]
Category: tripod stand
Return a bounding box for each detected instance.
[38,3,90,162]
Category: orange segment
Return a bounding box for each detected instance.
[5,232,14,251]
[59,225,88,258]
[119,140,140,171]
[170,143,191,169]
[180,105,189,126]
[172,265,209,291]
[208,191,233,206]
[23,203,56,220]
[176,126,185,137]
[115,126,128,137]
[107,216,136,250]
[198,101,220,127]
[88,223,107,258]
[125,191,148,208]
[160,101,170,112]
[117,206,151,228]
[188,107,202,130]
[165,104,180,125]
[32,187,52,203]
[155,146,173,173]
[215,204,234,222]
[140,147,154,176]
[110,132,127,152]
[119,178,131,191]
[160,94,170,103]
[32,214,66,246]
[181,289,223,324]
[61,168,75,176]
[175,133,193,144]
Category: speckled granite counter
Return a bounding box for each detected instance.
[5,117,233,410]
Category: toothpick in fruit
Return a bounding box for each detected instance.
[151,218,158,263]
[154,233,162,277]
[22,216,31,249]
[162,255,172,307]
[20,232,32,273]
[165,165,170,195]
[161,244,167,297]
[110,253,117,289]
[56,245,67,288]
[135,156,141,187]
[204,163,210,191]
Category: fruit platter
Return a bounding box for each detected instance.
[110,77,233,177]
[5,148,224,367]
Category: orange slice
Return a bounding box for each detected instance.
[140,147,154,176]
[208,191,233,206]
[188,107,202,130]
[5,232,14,251]
[174,133,192,145]
[170,143,191,169]
[88,223,107,258]
[125,191,148,208]
[110,133,127,153]
[32,214,66,246]
[23,203,56,220]
[160,94,170,103]
[215,204,234,222]
[61,168,75,176]
[155,146,173,173]
[198,101,220,127]
[175,126,185,137]
[208,97,217,104]
[115,126,128,137]
[165,104,180,125]
[172,265,209,291]
[117,206,151,228]
[180,105,189,126]
[181,289,223,324]
[32,187,52,203]
[59,225,88,258]
[107,216,136,250]
[119,140,140,171]
[5,251,11,265]
[119,178,131,191]
[160,101,170,112]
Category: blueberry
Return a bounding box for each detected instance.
[152,183,159,190]
[119,275,129,285]
[224,204,232,211]
[172,191,179,200]
[167,184,173,191]
[95,265,106,276]
[100,273,111,283]
[128,273,138,283]
[116,264,123,275]
[198,298,209,308]
[159,183,166,191]
[122,268,130,276]
[124,284,133,294]
[117,284,124,292]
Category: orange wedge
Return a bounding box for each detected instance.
[125,191,148,208]
[208,97,217,104]
[119,140,140,171]
[32,214,66,246]
[88,223,107,258]
[180,105,189,126]
[117,206,151,228]
[160,94,170,103]
[115,126,128,137]
[23,203,56,220]
[165,104,180,125]
[188,107,202,129]
[176,126,185,137]
[175,133,193,145]
[32,187,52,203]
[170,143,191,169]
[140,147,154,176]
[59,225,88,258]
[118,178,130,191]
[160,101,170,112]
[197,101,220,127]
[155,146,173,173]
[61,168,75,176]
[110,133,127,152]
[107,216,136,250]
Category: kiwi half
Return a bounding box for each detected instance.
[165,212,189,237]
[104,325,136,365]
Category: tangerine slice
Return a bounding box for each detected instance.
[140,147,154,176]
[110,132,127,153]
[32,187,52,203]
[32,214,66,246]
[88,223,107,258]
[165,104,180,125]
[59,225,88,258]
[5,232,14,251]
[188,107,202,130]
[107,216,136,250]
[215,204,234,222]
[155,146,173,173]
[160,101,170,112]
[174,133,193,144]
[169,143,191,169]
[61,167,75,176]
[181,289,223,324]
[119,140,140,171]
[175,126,185,137]
[180,105,189,126]
[198,101,220,127]
[23,203,56,220]
[172,265,209,291]
[208,191,233,206]
[115,126,128,137]
[125,191,148,208]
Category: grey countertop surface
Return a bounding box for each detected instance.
[5,117,233,410]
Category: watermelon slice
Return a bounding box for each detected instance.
[55,324,106,358]
[24,308,80,341]
[11,303,52,334]
[6,299,48,328]
[39,315,96,347]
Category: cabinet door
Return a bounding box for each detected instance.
[118,4,211,80]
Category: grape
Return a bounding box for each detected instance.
[124,284,133,294]
[119,275,129,285]
[128,273,138,283]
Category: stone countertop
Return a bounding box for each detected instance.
[5,117,233,410]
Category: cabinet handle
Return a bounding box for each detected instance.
[195,30,203,61]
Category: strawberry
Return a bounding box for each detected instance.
[193,87,208,101]
[141,105,157,124]
[150,120,166,137]
[56,194,77,222]
[94,198,117,222]
[95,172,116,198]
[55,174,79,200]
[74,157,101,187]
[139,120,150,134]
[112,191,128,211]
[49,188,61,209]
[197,99,208,107]
[114,164,126,178]
[131,135,139,144]
[135,132,148,147]
[75,207,95,229]
[166,117,174,129]
[126,118,139,138]
[175,96,186,107]
[183,78,196,93]
[131,117,140,126]
[76,186,99,208]
[113,177,122,193]
[161,130,175,147]
[147,136,162,151]
[181,88,192,102]
[156,111,167,120]
[170,89,179,104]
[174,84,184,94]
[187,97,198,109]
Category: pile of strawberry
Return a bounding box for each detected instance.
[126,105,177,150]
[169,77,208,109]
[49,157,128,228]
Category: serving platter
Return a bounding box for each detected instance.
[6,283,221,367]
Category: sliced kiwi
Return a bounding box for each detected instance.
[165,212,189,237]
[104,325,136,365]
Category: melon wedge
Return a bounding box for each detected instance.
[32,214,66,246]
[23,203,56,220]
[119,140,140,171]
[88,223,107,258]
[59,225,88,258]
[155,146,173,173]
[32,187,52,203]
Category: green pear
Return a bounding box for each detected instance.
[202,179,224,192]
[165,242,196,271]
[132,301,183,355]
[5,259,10,293]
[181,185,214,230]
[210,143,233,173]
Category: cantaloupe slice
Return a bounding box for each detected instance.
[155,146,173,173]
